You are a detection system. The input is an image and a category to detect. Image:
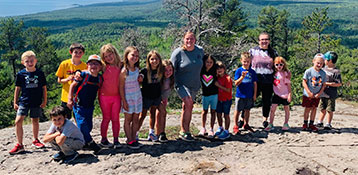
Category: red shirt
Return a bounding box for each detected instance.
[217,74,233,101]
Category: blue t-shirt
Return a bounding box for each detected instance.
[234,67,257,98]
[47,119,85,144]
[15,68,47,107]
[303,67,326,97]
[74,71,102,108]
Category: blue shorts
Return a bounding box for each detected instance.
[216,100,232,114]
[142,97,161,110]
[235,97,253,111]
[202,94,218,110]
[16,106,43,118]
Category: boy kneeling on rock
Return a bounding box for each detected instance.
[43,106,85,163]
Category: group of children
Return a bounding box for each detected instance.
[9,42,342,164]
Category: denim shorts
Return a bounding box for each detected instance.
[235,97,253,111]
[143,97,161,110]
[202,94,218,110]
[216,100,232,114]
[16,105,43,118]
[176,85,198,101]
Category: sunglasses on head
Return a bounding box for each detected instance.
[275,63,284,67]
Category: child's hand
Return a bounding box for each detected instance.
[162,98,168,106]
[74,72,82,81]
[40,102,46,108]
[138,75,143,83]
[287,94,292,103]
[67,100,73,109]
[67,75,74,82]
[123,101,129,111]
[307,91,314,98]
[13,103,19,110]
[241,71,248,77]
[314,94,320,98]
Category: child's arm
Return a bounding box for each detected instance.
[13,86,20,110]
[119,69,128,111]
[234,71,247,86]
[302,79,313,98]
[287,82,292,103]
[315,82,327,98]
[215,81,230,92]
[253,81,257,101]
[57,75,74,84]
[67,81,79,109]
[43,131,61,143]
[40,86,47,108]
[325,82,342,87]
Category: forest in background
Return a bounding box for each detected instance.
[0,0,357,128]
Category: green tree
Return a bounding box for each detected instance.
[302,7,332,53]
[0,18,25,78]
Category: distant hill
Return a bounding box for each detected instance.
[4,0,358,48]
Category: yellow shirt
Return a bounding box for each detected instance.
[55,59,87,103]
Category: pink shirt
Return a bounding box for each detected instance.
[273,71,291,99]
[99,65,121,96]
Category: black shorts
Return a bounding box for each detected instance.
[272,94,290,106]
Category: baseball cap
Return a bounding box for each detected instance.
[323,51,337,61]
[87,54,102,64]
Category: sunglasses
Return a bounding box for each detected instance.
[275,63,284,67]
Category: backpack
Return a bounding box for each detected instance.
[73,72,103,103]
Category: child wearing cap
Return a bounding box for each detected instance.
[316,51,342,130]
[67,54,103,154]
[301,53,327,132]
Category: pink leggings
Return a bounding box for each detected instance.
[99,95,121,142]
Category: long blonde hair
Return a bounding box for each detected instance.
[146,50,163,83]
[100,43,122,68]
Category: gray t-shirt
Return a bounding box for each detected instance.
[170,45,204,92]
[321,66,342,99]
[303,67,326,97]
[47,119,85,144]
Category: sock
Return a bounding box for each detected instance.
[114,137,118,143]
[149,129,154,134]
[304,120,308,125]
[309,120,314,125]
[101,137,107,142]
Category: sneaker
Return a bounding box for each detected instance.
[207,130,215,138]
[243,124,254,132]
[218,130,230,140]
[302,123,308,131]
[233,125,240,135]
[9,143,25,155]
[89,141,103,154]
[316,122,323,127]
[158,132,168,143]
[282,123,290,131]
[324,123,332,130]
[113,141,122,149]
[309,124,318,132]
[99,140,113,148]
[215,127,223,136]
[147,132,158,142]
[264,123,274,131]
[198,128,207,136]
[52,151,65,162]
[238,120,244,128]
[32,139,45,148]
[179,132,195,142]
[63,152,79,164]
[262,121,269,128]
[127,140,140,149]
